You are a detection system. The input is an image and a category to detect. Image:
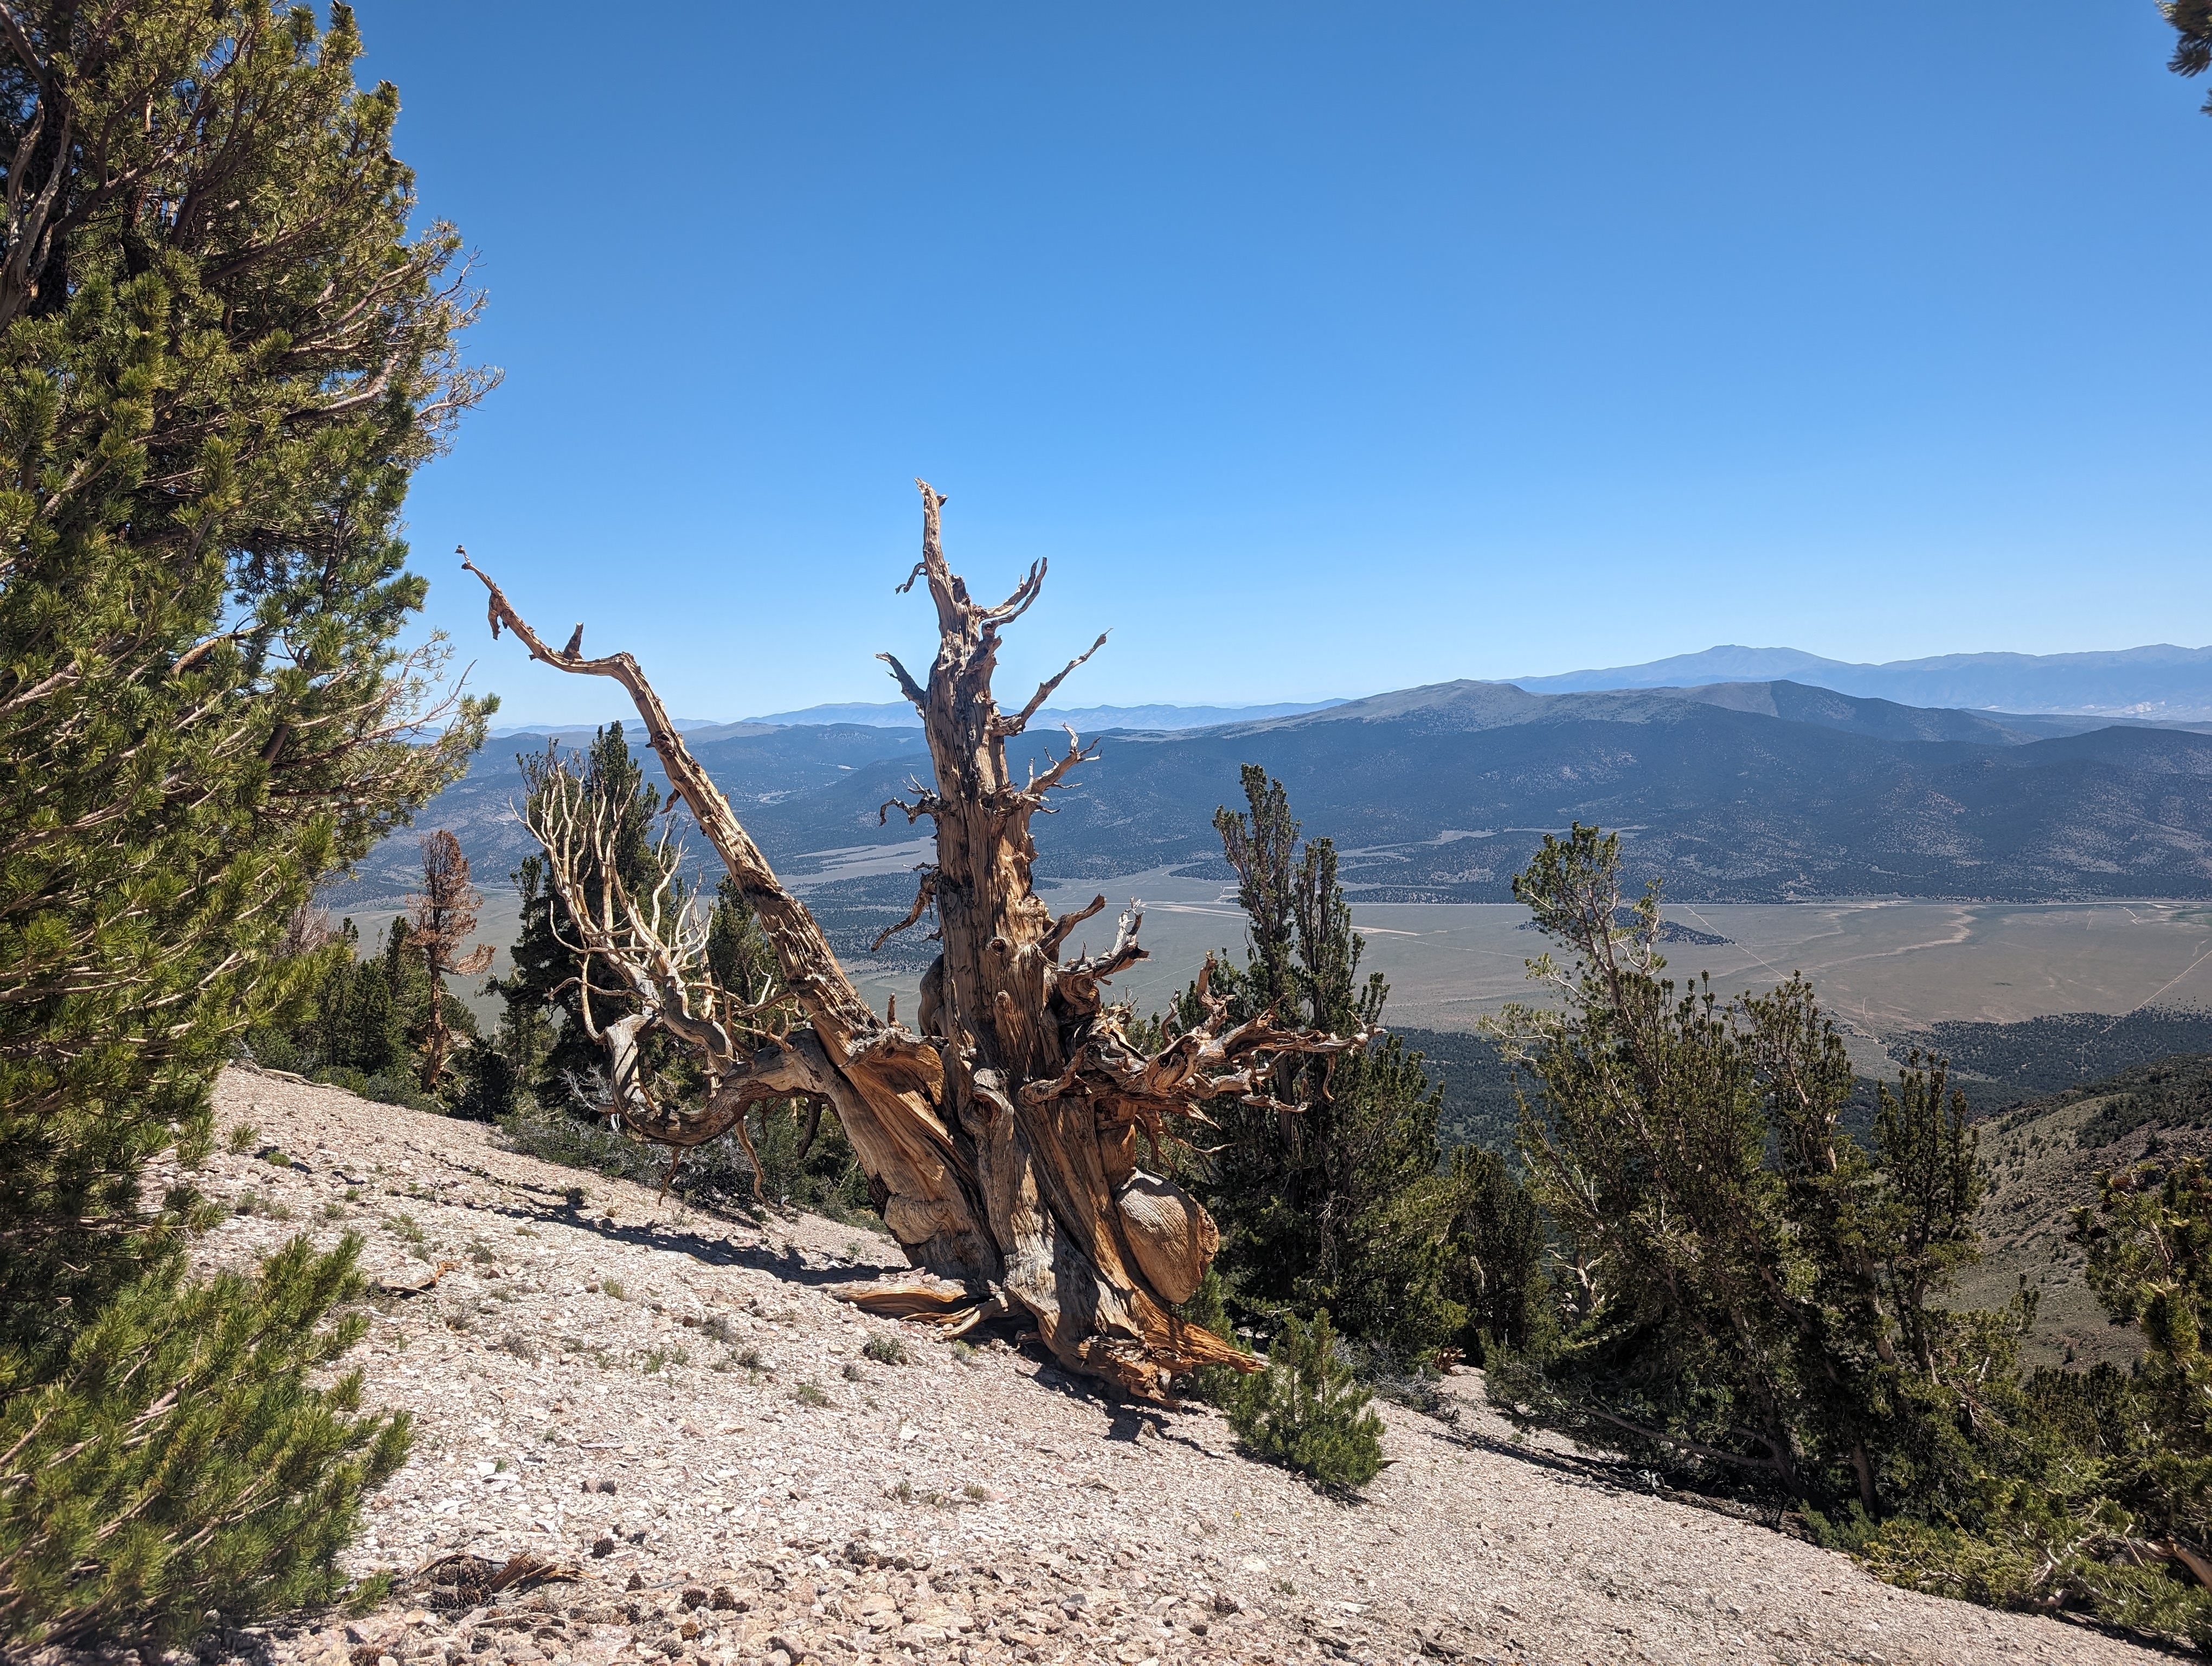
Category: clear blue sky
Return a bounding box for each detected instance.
[359,3,2211,727]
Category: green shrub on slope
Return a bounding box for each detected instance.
[1225,1310,1386,1489]
[0,1235,409,1645]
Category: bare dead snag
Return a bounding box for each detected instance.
[409,829,497,1092]
[464,487,1368,1395]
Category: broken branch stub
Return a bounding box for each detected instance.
[464,485,1367,1395]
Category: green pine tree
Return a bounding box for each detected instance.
[1223,1309,1387,1489]
[1485,825,2028,1518]
[494,725,674,1110]
[1171,765,1463,1360]
[1441,1145,1546,1364]
[0,0,487,1638]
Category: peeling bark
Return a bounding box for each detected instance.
[462,486,1366,1395]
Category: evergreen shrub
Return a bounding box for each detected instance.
[0,1235,409,1644]
[1224,1310,1387,1489]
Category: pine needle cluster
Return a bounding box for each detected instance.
[0,1236,409,1645]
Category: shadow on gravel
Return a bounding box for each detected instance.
[375,1147,903,1285]
[1428,1407,1801,1533]
[523,1207,903,1286]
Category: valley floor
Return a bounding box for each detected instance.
[148,1072,2175,1666]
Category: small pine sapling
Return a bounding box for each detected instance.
[1224,1310,1386,1489]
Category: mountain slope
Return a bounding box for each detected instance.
[1516,643,2212,721]
[339,678,2212,911]
[753,681,2212,900]
[202,1069,2167,1666]
[1956,1052,2212,1369]
[741,698,1348,730]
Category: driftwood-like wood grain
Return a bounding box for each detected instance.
[461,488,1366,1395]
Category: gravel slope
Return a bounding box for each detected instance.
[144,1069,2176,1666]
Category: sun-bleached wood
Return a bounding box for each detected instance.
[461,486,1366,1395]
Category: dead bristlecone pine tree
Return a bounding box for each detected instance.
[409,828,497,1092]
[463,483,1369,1395]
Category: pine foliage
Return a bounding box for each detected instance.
[2166,1,2212,111]
[0,0,479,1641]
[1178,765,1469,1359]
[1482,824,2212,1651]
[1483,825,2018,1514]
[1440,1145,1546,1364]
[0,0,490,1370]
[246,917,472,1111]
[1224,1310,1387,1489]
[0,1234,410,1645]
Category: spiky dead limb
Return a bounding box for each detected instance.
[463,486,1368,1396]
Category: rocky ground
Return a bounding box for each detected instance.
[90,1069,2185,1666]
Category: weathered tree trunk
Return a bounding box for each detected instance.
[463,484,1362,1395]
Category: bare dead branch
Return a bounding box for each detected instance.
[870,868,938,954]
[1042,894,1107,959]
[994,631,1109,738]
[877,651,928,713]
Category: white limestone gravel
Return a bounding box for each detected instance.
[120,1068,2177,1666]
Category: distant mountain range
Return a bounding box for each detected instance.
[738,699,1348,731]
[342,677,2212,927]
[487,642,2211,736]
[1514,643,2212,721]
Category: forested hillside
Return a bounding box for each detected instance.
[337,677,2212,912]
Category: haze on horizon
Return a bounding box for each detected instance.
[362,3,2212,726]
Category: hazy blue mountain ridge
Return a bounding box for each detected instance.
[340,677,2212,914]
[754,683,2212,900]
[1515,643,2212,720]
[739,697,1349,730]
